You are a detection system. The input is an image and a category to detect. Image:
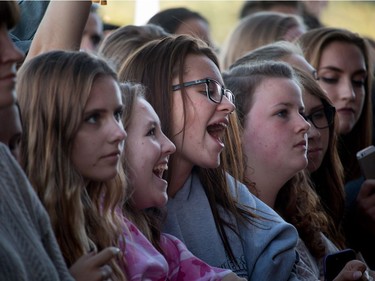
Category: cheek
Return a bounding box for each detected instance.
[355,90,366,113]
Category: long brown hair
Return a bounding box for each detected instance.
[296,68,346,249]
[118,35,258,263]
[17,51,127,280]
[223,61,329,259]
[298,27,373,182]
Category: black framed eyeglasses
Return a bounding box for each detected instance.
[172,78,234,104]
[304,105,336,129]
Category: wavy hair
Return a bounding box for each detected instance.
[229,42,347,249]
[17,51,127,280]
[118,35,258,263]
[223,61,329,259]
[298,27,373,182]
[220,11,305,70]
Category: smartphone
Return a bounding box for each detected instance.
[356,145,375,179]
[324,249,357,281]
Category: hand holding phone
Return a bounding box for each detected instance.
[357,145,375,179]
[324,249,357,281]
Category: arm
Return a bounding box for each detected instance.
[25,0,91,62]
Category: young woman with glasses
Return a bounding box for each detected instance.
[118,35,302,280]
[298,27,375,269]
[223,61,368,280]
[229,41,347,251]
[296,68,347,251]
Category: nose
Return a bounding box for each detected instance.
[0,30,24,64]
[340,79,356,101]
[307,122,321,139]
[109,119,127,144]
[297,114,311,134]
[217,95,235,114]
[162,132,176,156]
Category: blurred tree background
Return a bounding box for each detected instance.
[99,1,375,49]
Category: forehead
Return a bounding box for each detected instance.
[131,98,160,126]
[320,41,366,69]
[303,92,322,111]
[253,77,303,106]
[86,76,121,107]
[182,54,222,84]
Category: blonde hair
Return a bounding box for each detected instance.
[220,11,305,70]
[99,24,168,72]
[17,51,127,280]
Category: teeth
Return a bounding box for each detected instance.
[153,163,168,178]
[207,122,227,141]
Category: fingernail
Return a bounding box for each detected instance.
[353,271,362,279]
[113,247,120,256]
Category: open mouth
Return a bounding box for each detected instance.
[207,122,228,143]
[153,163,168,179]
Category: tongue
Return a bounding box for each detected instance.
[207,124,223,139]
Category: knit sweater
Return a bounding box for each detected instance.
[0,143,74,281]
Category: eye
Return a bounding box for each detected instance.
[114,108,124,121]
[320,77,338,84]
[8,134,21,152]
[277,109,288,118]
[85,112,100,124]
[311,109,326,120]
[147,126,156,136]
[352,79,365,87]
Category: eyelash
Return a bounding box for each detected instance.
[114,108,124,121]
[277,109,288,118]
[147,127,156,136]
[320,77,365,87]
[85,113,100,124]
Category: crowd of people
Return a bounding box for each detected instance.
[1,0,374,280]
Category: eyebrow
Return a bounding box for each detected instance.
[306,104,324,114]
[319,66,367,76]
[272,102,305,111]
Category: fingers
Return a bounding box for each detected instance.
[333,260,367,281]
[357,180,375,199]
[91,247,121,267]
[100,264,113,281]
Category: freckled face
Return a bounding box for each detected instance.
[242,77,310,180]
[317,41,367,135]
[125,98,176,210]
[71,76,127,181]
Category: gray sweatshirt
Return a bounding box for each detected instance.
[0,143,74,281]
[164,171,300,280]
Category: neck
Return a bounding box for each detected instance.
[167,156,193,198]
[245,165,289,209]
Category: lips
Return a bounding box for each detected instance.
[207,120,228,144]
[337,107,355,114]
[308,147,322,153]
[153,162,168,178]
[102,150,121,159]
[294,140,307,148]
